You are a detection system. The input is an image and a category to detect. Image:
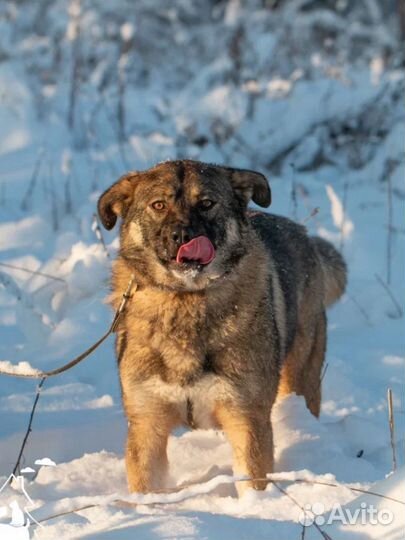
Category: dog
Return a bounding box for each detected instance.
[97,159,346,494]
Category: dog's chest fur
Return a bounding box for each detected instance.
[121,284,242,383]
[117,282,246,427]
[112,250,273,426]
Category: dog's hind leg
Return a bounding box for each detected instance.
[277,312,326,417]
[215,403,273,496]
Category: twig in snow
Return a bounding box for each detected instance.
[92,213,110,258]
[0,261,66,283]
[386,167,394,285]
[290,163,298,221]
[301,523,306,539]
[33,472,405,528]
[346,291,373,326]
[45,162,59,231]
[67,0,82,130]
[11,378,46,478]
[318,362,329,391]
[321,362,329,382]
[385,224,405,235]
[21,150,45,211]
[64,175,73,214]
[301,207,320,225]
[284,477,405,506]
[0,271,55,330]
[381,158,398,285]
[98,95,129,170]
[271,481,334,540]
[32,279,67,297]
[387,388,397,472]
[85,108,121,178]
[229,24,244,85]
[296,183,321,229]
[399,0,405,41]
[38,502,98,524]
[117,72,126,144]
[152,474,405,505]
[375,273,403,318]
[117,24,133,143]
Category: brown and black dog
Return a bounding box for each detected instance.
[98,160,346,494]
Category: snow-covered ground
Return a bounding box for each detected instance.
[0,1,404,538]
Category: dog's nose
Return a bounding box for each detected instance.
[171,227,192,245]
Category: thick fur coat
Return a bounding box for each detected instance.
[98,160,346,494]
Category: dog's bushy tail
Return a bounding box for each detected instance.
[311,236,347,307]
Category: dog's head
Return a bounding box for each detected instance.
[98,160,270,290]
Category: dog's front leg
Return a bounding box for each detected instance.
[215,402,273,496]
[125,407,174,493]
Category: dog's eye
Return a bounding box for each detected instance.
[151,201,166,211]
[199,199,215,210]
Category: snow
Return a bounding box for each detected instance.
[0,1,404,539]
[34,459,56,468]
[120,23,134,43]
[325,184,353,237]
[0,218,47,252]
[0,361,41,377]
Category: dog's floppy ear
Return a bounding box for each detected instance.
[230,168,271,208]
[98,172,138,230]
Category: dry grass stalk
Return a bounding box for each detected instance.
[375,273,403,318]
[387,388,397,472]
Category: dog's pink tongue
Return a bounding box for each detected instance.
[176,236,215,265]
